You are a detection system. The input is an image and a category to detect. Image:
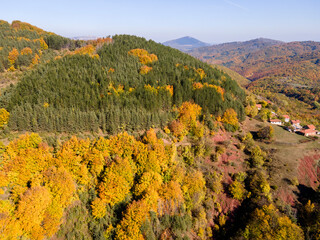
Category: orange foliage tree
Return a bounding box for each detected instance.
[31,54,40,65]
[128,48,158,75]
[140,65,153,75]
[8,48,19,66]
[88,37,112,48]
[20,47,33,55]
[128,48,158,65]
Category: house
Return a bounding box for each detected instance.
[299,124,318,136]
[306,124,316,130]
[283,115,290,122]
[256,104,262,110]
[291,120,301,130]
[270,119,282,125]
[299,129,317,137]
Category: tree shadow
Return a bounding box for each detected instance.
[250,131,259,140]
[294,184,319,205]
[212,197,269,240]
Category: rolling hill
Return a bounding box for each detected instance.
[189,38,320,84]
[189,37,283,63]
[190,38,320,116]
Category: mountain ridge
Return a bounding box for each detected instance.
[189,38,320,83]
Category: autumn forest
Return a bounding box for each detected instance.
[0,20,320,240]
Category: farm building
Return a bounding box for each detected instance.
[283,115,290,122]
[270,119,282,125]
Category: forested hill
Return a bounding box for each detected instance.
[4,34,245,133]
[0,20,81,72]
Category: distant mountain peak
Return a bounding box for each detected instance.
[249,37,284,43]
[163,36,210,52]
[72,36,98,40]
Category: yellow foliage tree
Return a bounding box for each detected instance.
[98,156,136,206]
[43,166,76,208]
[243,204,304,240]
[182,170,206,210]
[16,186,52,240]
[196,68,206,79]
[73,44,97,58]
[115,200,149,240]
[229,180,245,201]
[33,38,48,50]
[158,180,184,215]
[91,198,107,219]
[134,171,162,197]
[0,108,9,128]
[55,136,91,185]
[222,108,239,131]
[32,53,40,65]
[2,133,53,188]
[178,101,202,129]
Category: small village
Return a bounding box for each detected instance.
[255,103,320,137]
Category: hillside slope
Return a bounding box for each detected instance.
[0,20,80,72]
[213,64,251,87]
[4,34,245,133]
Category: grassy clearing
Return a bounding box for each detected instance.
[242,117,320,204]
[0,71,23,89]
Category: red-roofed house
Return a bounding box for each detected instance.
[283,115,290,122]
[270,119,282,125]
[299,129,317,137]
[256,104,262,110]
[306,125,316,130]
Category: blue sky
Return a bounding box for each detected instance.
[1,0,319,43]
